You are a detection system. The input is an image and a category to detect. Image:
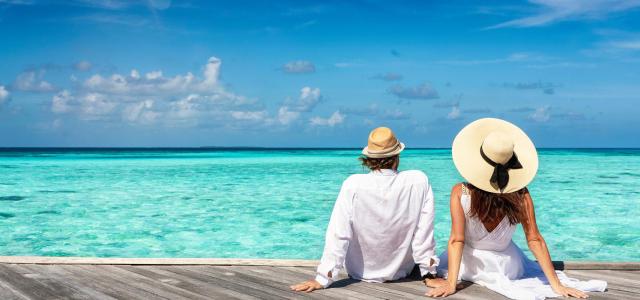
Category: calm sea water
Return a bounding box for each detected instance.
[0,148,638,261]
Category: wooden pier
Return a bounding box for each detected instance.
[0,257,638,299]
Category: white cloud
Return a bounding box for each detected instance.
[0,85,9,104]
[80,56,227,96]
[51,90,72,113]
[272,86,322,125]
[529,106,551,122]
[80,93,117,119]
[276,106,300,125]
[51,57,258,126]
[447,104,461,120]
[310,111,345,127]
[487,0,640,29]
[230,110,268,121]
[295,86,321,112]
[388,83,439,100]
[282,60,316,73]
[14,70,56,92]
[122,100,159,124]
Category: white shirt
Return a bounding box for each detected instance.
[315,169,438,287]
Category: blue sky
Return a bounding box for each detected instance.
[1,0,639,147]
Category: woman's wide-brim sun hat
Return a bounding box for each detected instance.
[452,118,538,194]
[362,127,405,158]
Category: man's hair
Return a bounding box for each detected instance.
[358,155,399,171]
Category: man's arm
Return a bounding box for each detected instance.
[411,180,439,278]
[291,181,354,292]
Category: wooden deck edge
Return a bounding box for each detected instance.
[0,256,318,267]
[0,256,638,270]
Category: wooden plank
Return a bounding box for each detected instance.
[566,270,640,294]
[0,264,77,300]
[97,265,214,300]
[233,266,366,299]
[182,266,307,299]
[282,266,410,299]
[228,266,334,299]
[36,265,119,300]
[17,264,114,300]
[0,280,30,300]
[202,266,332,300]
[117,265,258,300]
[61,264,167,300]
[248,266,372,300]
[158,265,293,300]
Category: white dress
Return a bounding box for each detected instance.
[437,184,607,300]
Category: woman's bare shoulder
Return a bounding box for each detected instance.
[450,182,464,199]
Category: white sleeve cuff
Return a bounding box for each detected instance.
[419,255,441,276]
[315,273,332,288]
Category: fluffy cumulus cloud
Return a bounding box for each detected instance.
[282,60,316,74]
[14,70,56,92]
[0,85,9,104]
[42,57,338,130]
[270,87,322,125]
[310,111,345,127]
[51,57,258,126]
[388,83,439,100]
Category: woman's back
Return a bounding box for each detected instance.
[460,183,516,252]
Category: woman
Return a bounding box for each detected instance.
[428,118,606,300]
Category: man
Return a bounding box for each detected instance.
[290,127,441,293]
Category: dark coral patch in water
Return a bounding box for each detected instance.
[36,210,62,215]
[38,190,77,194]
[0,196,26,201]
[0,212,15,218]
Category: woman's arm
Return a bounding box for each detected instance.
[521,189,588,299]
[427,183,466,297]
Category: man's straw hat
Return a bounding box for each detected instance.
[452,118,538,194]
[362,127,405,158]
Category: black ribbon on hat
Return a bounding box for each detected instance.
[480,145,523,191]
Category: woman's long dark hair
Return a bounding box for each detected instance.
[467,183,527,225]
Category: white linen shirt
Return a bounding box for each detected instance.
[315,169,438,287]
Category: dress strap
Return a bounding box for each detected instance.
[459,183,471,214]
[461,183,470,196]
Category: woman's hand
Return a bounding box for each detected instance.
[290,280,323,293]
[552,284,588,298]
[426,281,456,297]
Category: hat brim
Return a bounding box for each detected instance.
[362,142,405,158]
[452,118,538,194]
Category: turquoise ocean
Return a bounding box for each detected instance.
[0,148,638,261]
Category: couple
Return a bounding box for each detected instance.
[290,118,607,300]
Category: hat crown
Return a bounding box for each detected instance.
[482,131,514,165]
[368,127,398,151]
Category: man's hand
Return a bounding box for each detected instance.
[426,280,456,297]
[290,280,324,293]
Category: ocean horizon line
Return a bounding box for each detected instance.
[0,147,639,151]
